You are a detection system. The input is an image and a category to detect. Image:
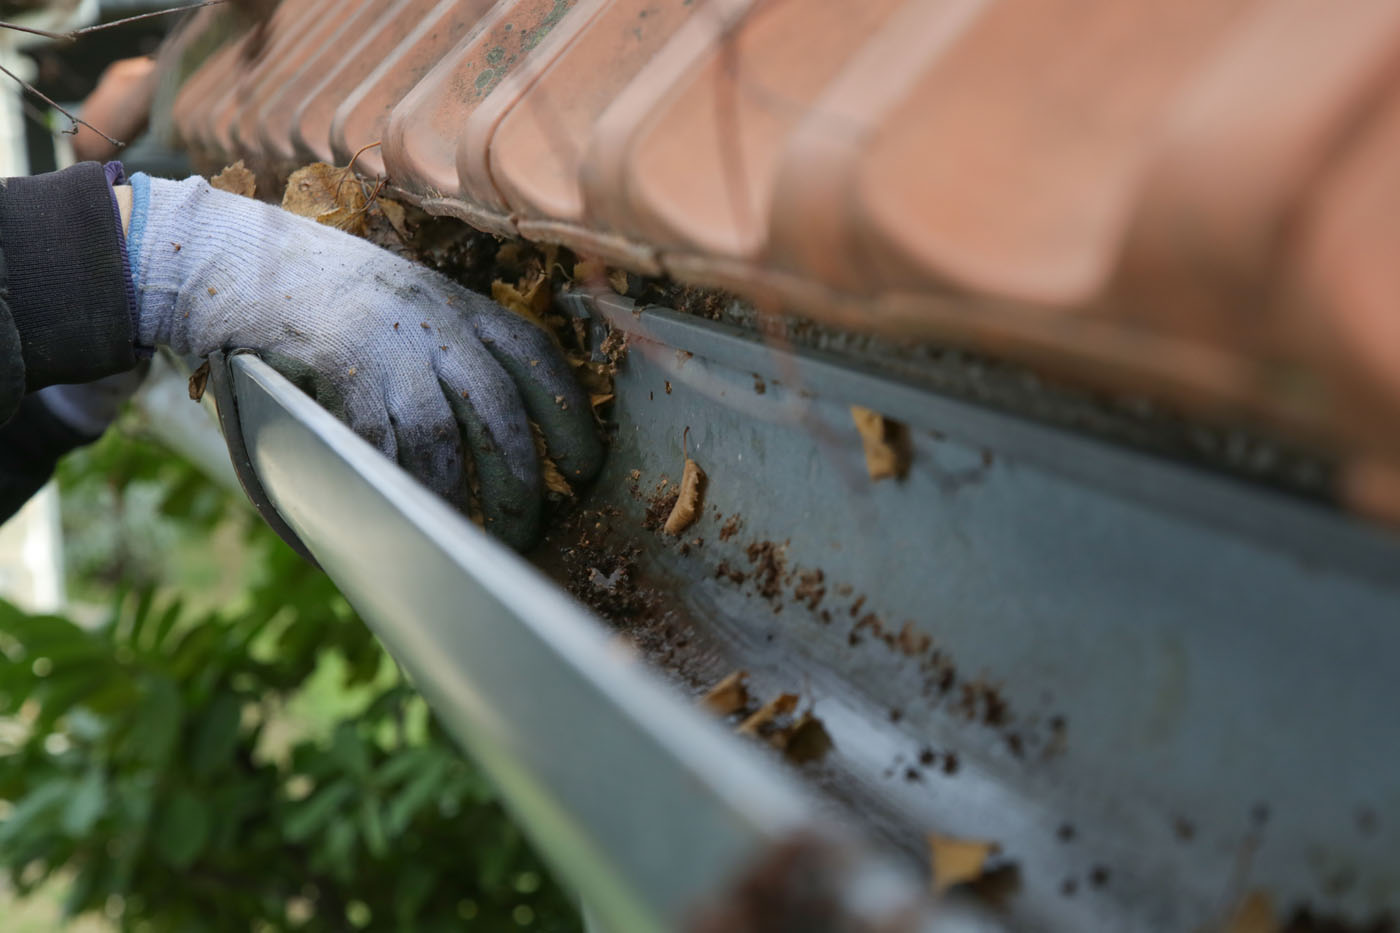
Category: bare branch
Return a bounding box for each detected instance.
[66,0,228,39]
[0,1,227,43]
[0,61,123,149]
[0,20,68,41]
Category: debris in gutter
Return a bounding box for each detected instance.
[779,712,833,765]
[850,405,911,480]
[701,670,749,716]
[664,428,706,535]
[209,159,255,198]
[927,833,999,895]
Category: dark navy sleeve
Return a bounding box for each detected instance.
[0,161,137,400]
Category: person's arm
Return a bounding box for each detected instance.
[0,162,136,424]
[0,163,601,546]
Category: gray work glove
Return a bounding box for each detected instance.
[125,173,602,548]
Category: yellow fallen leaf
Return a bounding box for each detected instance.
[377,197,410,239]
[665,458,705,535]
[589,393,615,409]
[738,693,798,736]
[188,360,211,402]
[927,834,997,895]
[607,268,629,295]
[530,421,573,497]
[283,162,368,237]
[701,671,749,716]
[851,405,911,481]
[491,271,551,327]
[210,159,255,198]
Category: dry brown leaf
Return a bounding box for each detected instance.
[570,358,614,398]
[701,671,749,716]
[607,268,629,295]
[738,693,798,736]
[665,457,705,535]
[377,197,410,239]
[1222,891,1278,933]
[283,162,368,237]
[210,160,255,198]
[851,405,911,481]
[589,393,615,409]
[927,834,998,895]
[530,421,573,497]
[188,359,211,402]
[491,271,551,327]
[776,712,833,765]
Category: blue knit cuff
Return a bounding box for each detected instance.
[103,161,148,358]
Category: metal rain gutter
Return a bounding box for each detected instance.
[226,353,938,933]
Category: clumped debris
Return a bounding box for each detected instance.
[702,670,750,716]
[850,404,911,480]
[927,833,998,895]
[210,159,255,198]
[664,427,706,535]
[283,161,369,237]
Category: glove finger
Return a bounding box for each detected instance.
[436,351,541,550]
[385,378,469,514]
[340,375,399,464]
[263,350,399,463]
[469,301,604,486]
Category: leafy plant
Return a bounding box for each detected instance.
[0,427,579,931]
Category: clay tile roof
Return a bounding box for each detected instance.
[166,0,1400,520]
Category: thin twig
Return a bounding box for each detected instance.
[67,0,228,38]
[345,139,382,177]
[0,0,228,43]
[0,20,66,41]
[0,61,123,147]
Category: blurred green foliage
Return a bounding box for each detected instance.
[0,427,580,932]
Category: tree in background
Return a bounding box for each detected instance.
[0,423,580,932]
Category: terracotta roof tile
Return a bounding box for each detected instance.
[383,0,596,233]
[288,0,440,164]
[162,0,1400,518]
[247,0,388,167]
[327,0,486,178]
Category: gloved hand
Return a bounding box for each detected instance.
[125,173,602,548]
